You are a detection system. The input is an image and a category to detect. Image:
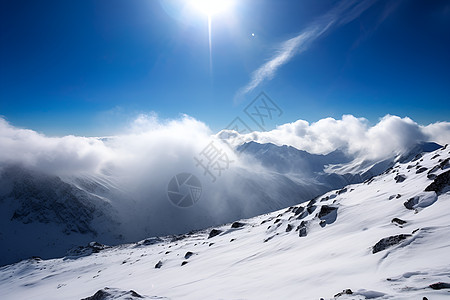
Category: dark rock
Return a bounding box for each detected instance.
[307,205,317,214]
[427,174,437,180]
[155,260,163,269]
[140,237,164,246]
[318,205,338,218]
[181,261,188,266]
[260,218,271,225]
[394,174,406,183]
[298,227,307,237]
[391,218,407,225]
[263,234,277,243]
[416,167,428,174]
[208,229,222,239]
[317,205,338,225]
[296,211,308,220]
[372,234,412,254]
[425,170,450,194]
[404,197,418,210]
[396,194,402,198]
[334,289,353,298]
[431,154,440,160]
[286,224,293,232]
[429,282,450,290]
[293,206,304,215]
[231,221,245,228]
[184,251,194,259]
[428,165,440,174]
[440,158,449,169]
[307,198,317,207]
[320,196,329,202]
[274,218,281,224]
[336,188,347,195]
[298,221,308,237]
[81,288,145,300]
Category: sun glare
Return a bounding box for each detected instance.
[190,0,234,16]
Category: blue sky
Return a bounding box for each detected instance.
[1,0,449,136]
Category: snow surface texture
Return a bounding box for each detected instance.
[1,145,449,299]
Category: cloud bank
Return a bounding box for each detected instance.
[1,114,449,240]
[237,0,380,99]
[220,115,450,160]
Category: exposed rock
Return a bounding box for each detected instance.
[404,192,437,210]
[208,229,222,239]
[231,221,245,228]
[286,224,293,232]
[181,261,188,266]
[138,237,164,246]
[427,174,437,180]
[307,198,317,207]
[391,218,407,226]
[320,196,329,202]
[155,260,163,269]
[440,158,449,169]
[427,165,440,174]
[394,174,406,183]
[318,205,337,218]
[429,282,450,290]
[184,251,194,259]
[67,242,110,257]
[296,211,308,220]
[425,170,450,194]
[298,221,308,237]
[307,205,317,214]
[334,289,353,297]
[372,234,412,254]
[81,287,146,300]
[336,188,347,195]
[416,167,428,174]
[293,206,304,215]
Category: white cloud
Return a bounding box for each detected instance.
[0,114,448,239]
[236,0,379,99]
[220,115,450,160]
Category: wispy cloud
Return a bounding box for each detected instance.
[236,0,379,100]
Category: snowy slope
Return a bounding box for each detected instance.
[0,145,449,299]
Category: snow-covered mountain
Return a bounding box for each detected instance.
[0,141,442,267]
[0,144,449,299]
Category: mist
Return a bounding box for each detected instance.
[0,114,449,241]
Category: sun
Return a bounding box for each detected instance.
[190,0,234,16]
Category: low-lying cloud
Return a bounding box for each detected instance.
[0,114,449,241]
[221,115,450,160]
